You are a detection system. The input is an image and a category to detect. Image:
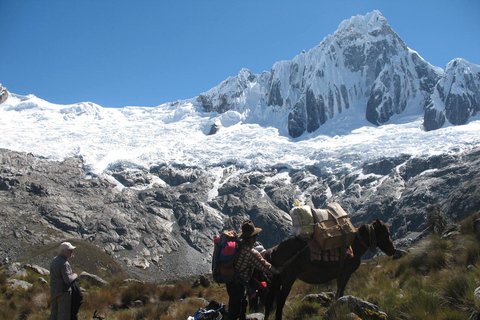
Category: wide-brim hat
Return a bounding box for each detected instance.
[238,220,262,238]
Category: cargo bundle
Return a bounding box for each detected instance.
[289,201,357,251]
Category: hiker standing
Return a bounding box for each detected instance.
[49,242,78,320]
[226,220,281,320]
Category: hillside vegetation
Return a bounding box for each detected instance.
[2,212,480,319]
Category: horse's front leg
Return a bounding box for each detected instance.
[335,271,352,299]
[274,275,296,320]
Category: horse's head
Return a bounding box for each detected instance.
[372,219,396,256]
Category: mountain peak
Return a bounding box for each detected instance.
[446,58,478,71]
[336,10,388,35]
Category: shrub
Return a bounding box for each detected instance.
[440,269,471,306]
[407,236,449,274]
[0,273,7,286]
[121,282,158,307]
[159,281,194,301]
[83,285,120,311]
[426,205,448,235]
[162,298,205,320]
[397,289,441,320]
[284,300,322,320]
[465,236,480,266]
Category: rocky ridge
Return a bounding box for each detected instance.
[0,84,8,105]
[1,146,479,281]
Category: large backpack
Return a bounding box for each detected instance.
[212,230,239,284]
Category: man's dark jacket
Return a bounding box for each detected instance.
[71,279,84,320]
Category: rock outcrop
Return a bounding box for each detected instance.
[0,84,8,105]
[424,58,480,130]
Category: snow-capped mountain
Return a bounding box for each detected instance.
[193,10,477,138]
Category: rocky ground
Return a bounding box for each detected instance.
[1,146,479,282]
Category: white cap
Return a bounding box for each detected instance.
[59,242,76,253]
[254,244,266,254]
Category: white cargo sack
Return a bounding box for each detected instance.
[289,203,314,239]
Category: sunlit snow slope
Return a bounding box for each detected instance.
[1,92,479,177]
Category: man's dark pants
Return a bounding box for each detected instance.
[226,280,247,320]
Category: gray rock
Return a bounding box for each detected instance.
[7,279,33,290]
[3,262,27,277]
[324,295,387,319]
[79,271,109,287]
[24,263,50,276]
[302,292,335,307]
[123,278,144,284]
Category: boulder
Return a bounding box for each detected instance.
[24,263,50,276]
[7,279,33,290]
[324,296,388,320]
[302,292,335,307]
[79,271,109,287]
[3,262,27,277]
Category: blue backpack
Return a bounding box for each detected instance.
[192,300,226,320]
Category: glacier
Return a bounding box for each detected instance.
[1,91,479,179]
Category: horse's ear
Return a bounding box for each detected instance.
[376,219,381,224]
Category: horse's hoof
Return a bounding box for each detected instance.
[392,249,408,260]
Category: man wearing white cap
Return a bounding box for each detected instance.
[49,242,78,320]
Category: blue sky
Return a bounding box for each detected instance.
[1,0,479,108]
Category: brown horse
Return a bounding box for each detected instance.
[264,219,397,320]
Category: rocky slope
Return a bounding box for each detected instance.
[1,146,479,281]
